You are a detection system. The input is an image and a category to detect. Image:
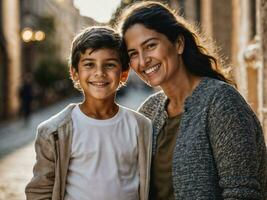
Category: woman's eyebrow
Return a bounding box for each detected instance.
[127,37,158,53]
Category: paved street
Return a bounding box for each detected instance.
[0,87,154,200]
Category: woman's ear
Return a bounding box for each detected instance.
[175,35,185,54]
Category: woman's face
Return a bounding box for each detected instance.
[124,23,184,87]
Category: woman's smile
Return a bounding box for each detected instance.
[143,64,160,75]
[124,24,182,87]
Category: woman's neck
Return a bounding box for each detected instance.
[161,73,202,117]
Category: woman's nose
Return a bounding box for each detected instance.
[139,53,151,68]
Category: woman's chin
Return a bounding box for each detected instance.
[145,80,160,87]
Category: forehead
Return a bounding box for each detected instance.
[80,48,120,60]
[124,24,164,48]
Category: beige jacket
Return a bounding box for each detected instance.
[25,104,152,200]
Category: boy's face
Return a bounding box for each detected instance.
[71,48,128,101]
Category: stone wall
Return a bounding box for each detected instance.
[260,0,267,140]
[2,0,21,117]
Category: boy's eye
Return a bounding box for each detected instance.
[84,62,94,68]
[105,63,116,68]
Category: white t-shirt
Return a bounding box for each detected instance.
[64,105,140,200]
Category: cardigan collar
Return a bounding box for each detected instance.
[183,77,211,111]
[158,77,211,115]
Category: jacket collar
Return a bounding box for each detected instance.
[39,103,77,134]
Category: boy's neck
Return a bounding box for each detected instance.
[79,100,119,120]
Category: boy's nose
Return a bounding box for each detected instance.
[95,67,106,77]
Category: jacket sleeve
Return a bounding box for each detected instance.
[137,116,153,200]
[208,84,267,200]
[25,129,56,200]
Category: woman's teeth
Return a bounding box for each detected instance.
[144,64,159,74]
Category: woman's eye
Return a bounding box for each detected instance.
[146,43,156,50]
[129,52,138,59]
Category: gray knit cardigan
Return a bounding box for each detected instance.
[138,77,267,200]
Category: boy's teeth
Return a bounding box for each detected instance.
[92,82,106,86]
[145,65,159,74]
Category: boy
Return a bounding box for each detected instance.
[25,26,152,200]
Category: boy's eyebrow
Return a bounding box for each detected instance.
[80,58,94,62]
[80,58,120,62]
[127,37,158,53]
[105,58,120,62]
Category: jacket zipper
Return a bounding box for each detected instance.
[53,132,62,200]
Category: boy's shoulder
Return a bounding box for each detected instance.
[120,105,151,125]
[37,103,77,137]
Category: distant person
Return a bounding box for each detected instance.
[19,73,33,122]
[25,26,152,200]
[118,1,267,199]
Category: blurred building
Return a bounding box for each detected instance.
[0,0,21,118]
[0,0,7,119]
[170,0,267,140]
[0,0,99,120]
[20,0,99,72]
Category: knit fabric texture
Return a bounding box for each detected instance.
[138,77,267,200]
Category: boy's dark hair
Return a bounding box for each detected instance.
[69,26,129,72]
[118,1,233,84]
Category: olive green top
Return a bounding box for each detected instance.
[150,114,182,200]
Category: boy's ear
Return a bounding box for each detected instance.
[175,35,185,54]
[70,66,79,81]
[120,69,129,83]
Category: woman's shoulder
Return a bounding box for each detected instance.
[192,77,240,102]
[137,90,166,120]
[202,78,246,104]
[138,90,165,107]
[198,77,234,94]
[140,90,165,107]
[202,78,258,119]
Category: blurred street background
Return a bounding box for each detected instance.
[1,0,267,199]
[0,86,154,200]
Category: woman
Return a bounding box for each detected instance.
[117,1,267,199]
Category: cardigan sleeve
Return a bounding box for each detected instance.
[208,84,267,200]
[25,128,56,200]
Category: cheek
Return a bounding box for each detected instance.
[164,46,179,66]
[79,70,92,80]
[128,59,139,73]
[110,70,123,81]
[151,46,169,61]
[130,63,138,72]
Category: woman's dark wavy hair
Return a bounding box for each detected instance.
[118,1,233,84]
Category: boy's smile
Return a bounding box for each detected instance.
[71,48,128,102]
